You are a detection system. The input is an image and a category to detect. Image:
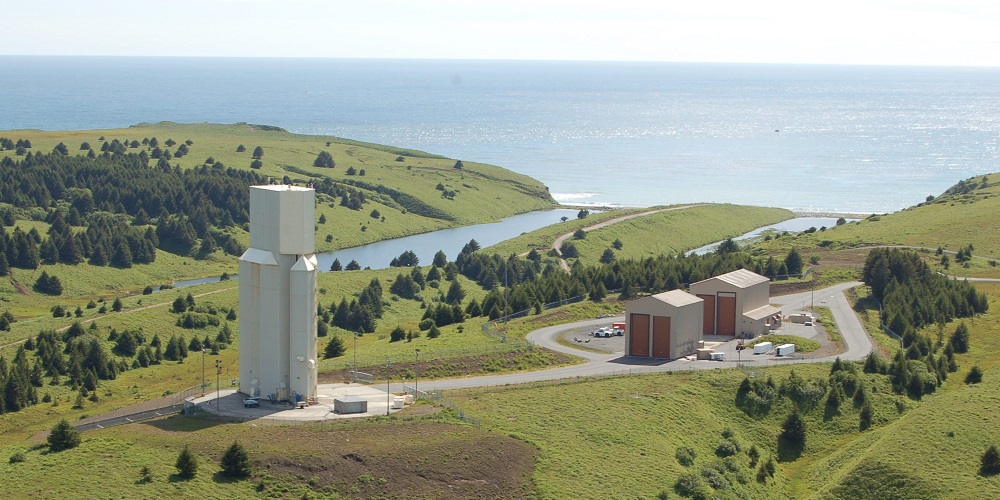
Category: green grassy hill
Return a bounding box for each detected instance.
[755,172,1000,279]
[1,122,556,252]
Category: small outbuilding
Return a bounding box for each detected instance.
[689,269,780,338]
[625,289,704,359]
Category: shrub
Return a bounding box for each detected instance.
[966,365,984,384]
[175,445,198,479]
[427,325,441,339]
[139,465,153,483]
[747,445,760,467]
[859,404,873,431]
[674,471,710,498]
[389,326,406,343]
[675,446,697,466]
[9,452,26,464]
[47,419,81,452]
[982,445,1000,475]
[715,439,741,457]
[220,441,252,478]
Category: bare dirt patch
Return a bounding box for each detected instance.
[252,421,537,498]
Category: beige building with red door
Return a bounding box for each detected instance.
[688,269,781,338]
[625,289,704,359]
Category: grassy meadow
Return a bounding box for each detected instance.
[487,204,794,263]
[3,124,1000,498]
[752,171,1000,279]
[451,283,1000,499]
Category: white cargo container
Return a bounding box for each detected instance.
[334,396,367,414]
[776,343,796,356]
[753,341,772,354]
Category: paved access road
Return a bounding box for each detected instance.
[417,282,872,392]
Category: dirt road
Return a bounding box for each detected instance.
[551,205,705,272]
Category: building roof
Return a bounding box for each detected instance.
[650,289,704,307]
[694,268,769,289]
[744,304,782,321]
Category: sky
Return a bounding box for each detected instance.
[2,0,998,66]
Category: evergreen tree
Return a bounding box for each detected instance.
[781,411,806,444]
[175,445,198,479]
[112,297,123,312]
[47,419,81,452]
[445,280,465,304]
[313,151,334,168]
[784,248,804,276]
[220,441,252,478]
[330,258,342,271]
[324,336,345,359]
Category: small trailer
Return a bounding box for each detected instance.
[776,343,796,356]
[709,352,726,361]
[753,341,772,354]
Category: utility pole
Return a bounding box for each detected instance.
[414,349,420,397]
[215,359,222,412]
[385,358,391,416]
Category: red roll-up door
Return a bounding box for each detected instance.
[698,294,715,335]
[652,316,671,358]
[629,313,650,356]
[717,293,737,336]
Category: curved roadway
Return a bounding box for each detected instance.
[416,282,871,392]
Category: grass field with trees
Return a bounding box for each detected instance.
[1,124,999,497]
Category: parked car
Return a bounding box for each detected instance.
[592,327,613,338]
[243,397,261,408]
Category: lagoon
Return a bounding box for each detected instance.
[174,208,579,287]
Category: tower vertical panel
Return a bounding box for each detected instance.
[238,185,318,401]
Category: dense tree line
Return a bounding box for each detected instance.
[455,240,784,319]
[0,151,258,265]
[0,305,231,416]
[864,248,988,338]
[322,278,384,333]
[0,150,258,227]
[862,248,987,399]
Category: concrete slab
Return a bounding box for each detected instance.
[194,383,408,422]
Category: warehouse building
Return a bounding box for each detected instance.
[689,268,781,338]
[625,289,704,359]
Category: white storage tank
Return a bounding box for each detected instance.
[776,343,796,356]
[753,341,772,354]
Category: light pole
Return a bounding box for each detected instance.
[353,331,359,370]
[201,342,207,396]
[414,349,420,397]
[215,359,222,411]
[385,358,391,416]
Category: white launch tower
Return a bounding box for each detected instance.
[238,185,318,402]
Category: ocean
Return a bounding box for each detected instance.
[2,57,998,213]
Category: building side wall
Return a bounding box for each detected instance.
[238,259,261,396]
[288,256,318,400]
[742,282,770,313]
[671,303,704,358]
